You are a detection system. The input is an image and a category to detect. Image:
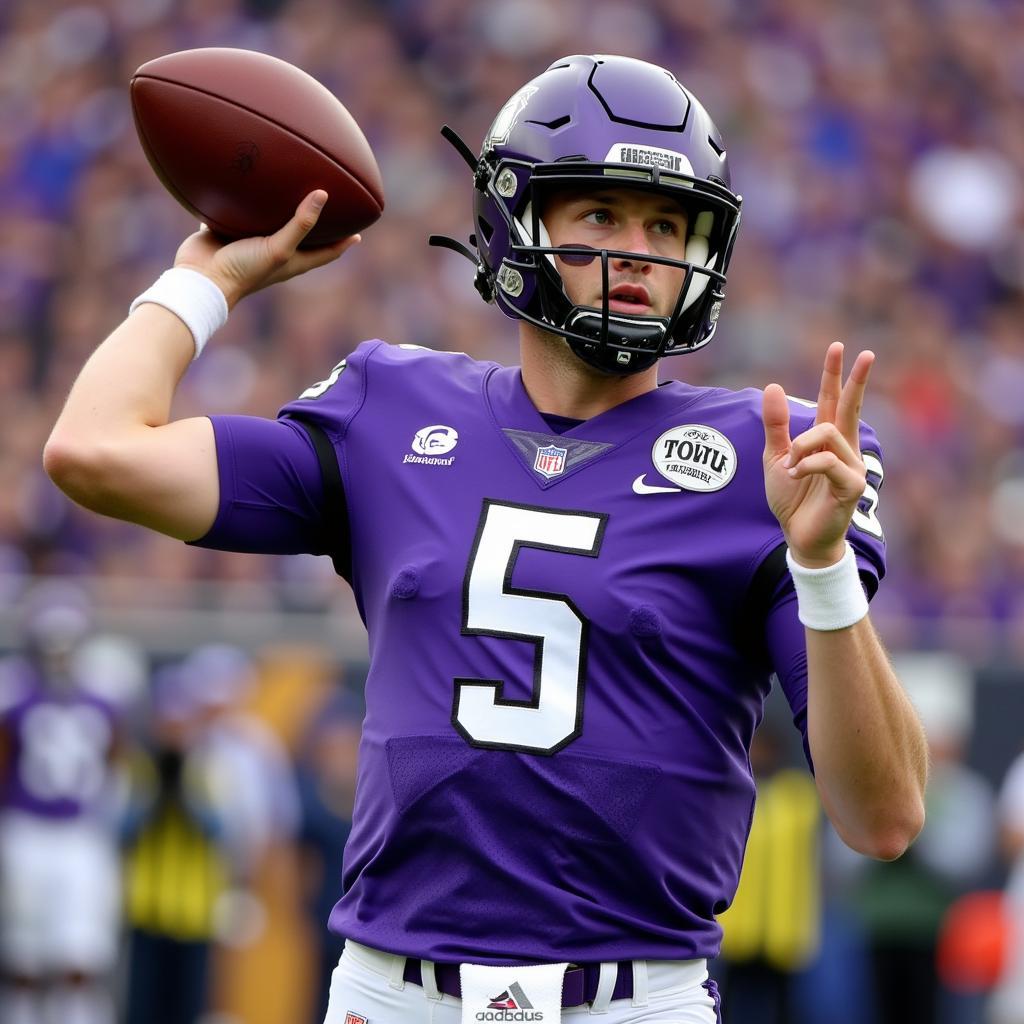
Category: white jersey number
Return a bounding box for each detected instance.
[852,451,884,539]
[20,703,111,804]
[454,501,606,755]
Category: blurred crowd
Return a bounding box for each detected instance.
[4,2,1024,1023]
[2,0,1024,657]
[0,582,365,1024]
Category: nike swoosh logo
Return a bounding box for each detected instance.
[632,474,681,495]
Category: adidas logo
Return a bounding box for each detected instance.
[489,983,533,1009]
[476,981,544,1021]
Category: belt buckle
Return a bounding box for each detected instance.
[458,962,569,1023]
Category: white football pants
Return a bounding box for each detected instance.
[324,940,720,1023]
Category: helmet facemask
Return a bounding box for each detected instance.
[492,165,738,374]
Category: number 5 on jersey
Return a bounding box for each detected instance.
[454,500,607,755]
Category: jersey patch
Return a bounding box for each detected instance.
[412,424,459,456]
[650,424,738,492]
[502,429,612,488]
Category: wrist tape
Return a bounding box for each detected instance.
[129,267,229,358]
[785,541,869,631]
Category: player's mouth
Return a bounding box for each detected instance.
[607,283,653,314]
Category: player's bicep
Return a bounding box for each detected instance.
[95,416,220,541]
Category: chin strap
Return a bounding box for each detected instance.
[428,126,495,302]
[440,124,479,172]
[428,233,494,303]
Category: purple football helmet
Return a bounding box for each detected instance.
[432,54,742,375]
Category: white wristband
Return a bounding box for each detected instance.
[129,267,229,359]
[786,541,869,631]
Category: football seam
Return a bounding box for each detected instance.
[131,74,384,209]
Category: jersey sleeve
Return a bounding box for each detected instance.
[277,338,382,437]
[763,579,813,769]
[187,415,332,556]
[189,340,384,565]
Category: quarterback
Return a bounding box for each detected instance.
[45,55,927,1023]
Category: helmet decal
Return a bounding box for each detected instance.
[602,143,695,175]
[486,85,539,148]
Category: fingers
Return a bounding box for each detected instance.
[814,341,845,426]
[784,448,867,501]
[836,349,875,442]
[762,382,792,461]
[814,342,875,446]
[277,234,361,278]
[258,191,362,284]
[268,190,330,260]
[786,421,860,472]
[785,421,867,502]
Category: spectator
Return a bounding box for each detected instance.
[715,718,823,1024]
[120,662,237,1024]
[850,653,997,1024]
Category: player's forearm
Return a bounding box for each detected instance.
[44,305,194,492]
[805,616,928,860]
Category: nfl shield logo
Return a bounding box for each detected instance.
[344,1014,368,1024]
[534,444,567,478]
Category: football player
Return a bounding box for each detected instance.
[44,55,927,1024]
[0,583,125,1024]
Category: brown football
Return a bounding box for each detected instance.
[130,48,384,247]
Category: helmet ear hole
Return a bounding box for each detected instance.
[678,210,714,313]
[478,217,494,243]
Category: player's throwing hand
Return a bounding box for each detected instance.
[762,341,875,568]
[174,190,360,311]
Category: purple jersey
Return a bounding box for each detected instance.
[0,666,119,820]
[194,341,886,964]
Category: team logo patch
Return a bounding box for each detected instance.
[412,424,458,455]
[404,424,458,466]
[343,1013,368,1024]
[533,444,567,478]
[651,424,737,492]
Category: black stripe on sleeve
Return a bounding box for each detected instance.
[737,539,880,661]
[293,419,352,582]
[748,541,791,617]
[735,541,791,663]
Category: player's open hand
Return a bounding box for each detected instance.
[173,190,360,310]
[762,342,874,568]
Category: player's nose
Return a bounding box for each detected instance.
[611,220,653,269]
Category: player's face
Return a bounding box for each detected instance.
[541,187,689,319]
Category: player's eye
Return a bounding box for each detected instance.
[583,209,613,226]
[651,219,680,236]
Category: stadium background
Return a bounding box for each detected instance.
[2,0,1024,1022]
